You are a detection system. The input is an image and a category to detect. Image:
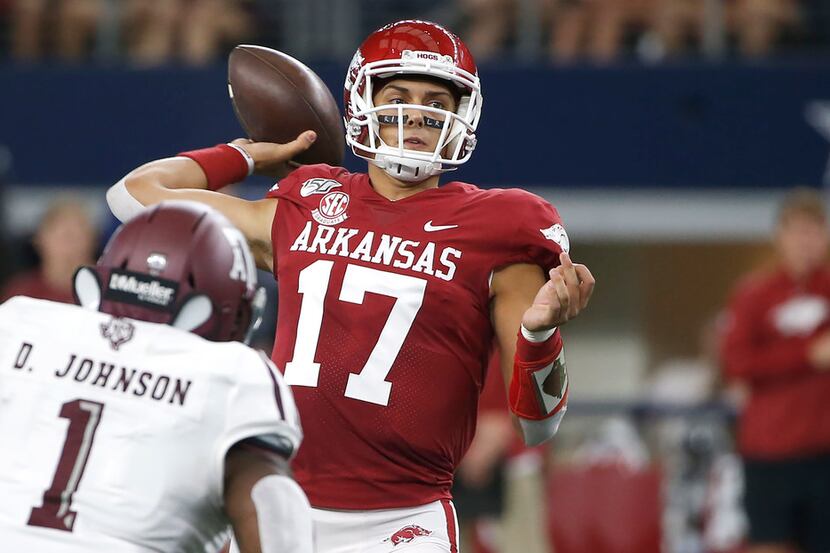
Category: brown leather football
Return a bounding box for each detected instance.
[228,45,344,166]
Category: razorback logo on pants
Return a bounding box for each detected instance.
[387,524,433,545]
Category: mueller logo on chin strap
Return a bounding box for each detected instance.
[386,524,433,546]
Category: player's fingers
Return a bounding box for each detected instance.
[549,269,571,322]
[552,262,578,319]
[558,251,580,295]
[298,130,317,145]
[574,264,596,310]
[279,130,318,157]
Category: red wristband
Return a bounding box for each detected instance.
[510,328,568,420]
[516,327,562,364]
[177,144,251,191]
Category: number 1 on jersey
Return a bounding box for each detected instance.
[28,399,104,532]
[284,261,426,406]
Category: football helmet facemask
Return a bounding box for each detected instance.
[344,20,483,182]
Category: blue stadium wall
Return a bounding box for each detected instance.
[1,61,829,188]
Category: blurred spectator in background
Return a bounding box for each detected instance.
[648,0,705,57]
[9,0,252,65]
[6,0,823,64]
[458,0,648,63]
[120,0,180,65]
[11,0,104,62]
[651,0,800,58]
[123,0,252,66]
[178,0,251,65]
[548,0,650,63]
[1,199,97,303]
[720,187,830,553]
[457,0,516,60]
[458,0,806,62]
[731,0,800,56]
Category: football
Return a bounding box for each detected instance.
[228,45,345,166]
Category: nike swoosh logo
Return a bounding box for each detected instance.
[424,220,459,232]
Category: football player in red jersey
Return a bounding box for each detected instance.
[107,20,594,552]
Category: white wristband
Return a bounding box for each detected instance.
[226,143,255,176]
[520,324,556,343]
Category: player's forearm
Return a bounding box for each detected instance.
[107,158,210,222]
[108,141,260,222]
[509,326,568,446]
[127,157,210,193]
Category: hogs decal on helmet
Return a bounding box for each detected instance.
[344,20,483,182]
[73,201,266,343]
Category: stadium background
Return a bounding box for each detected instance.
[1,1,829,551]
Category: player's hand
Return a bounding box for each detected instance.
[521,252,595,332]
[230,130,317,179]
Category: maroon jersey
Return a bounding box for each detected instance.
[720,266,830,459]
[266,165,565,509]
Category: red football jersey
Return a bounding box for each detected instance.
[266,165,565,509]
[720,266,830,459]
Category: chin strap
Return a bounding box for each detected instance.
[371,146,443,182]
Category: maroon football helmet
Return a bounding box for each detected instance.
[344,20,483,182]
[73,201,264,343]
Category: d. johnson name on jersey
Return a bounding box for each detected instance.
[8,342,192,407]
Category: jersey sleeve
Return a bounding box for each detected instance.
[492,189,567,272]
[217,348,303,462]
[264,164,349,202]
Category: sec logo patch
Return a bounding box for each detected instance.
[312,191,349,225]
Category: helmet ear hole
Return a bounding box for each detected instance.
[72,266,102,310]
[171,294,213,333]
[188,273,196,288]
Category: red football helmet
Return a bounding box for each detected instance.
[344,20,483,182]
[73,201,265,343]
